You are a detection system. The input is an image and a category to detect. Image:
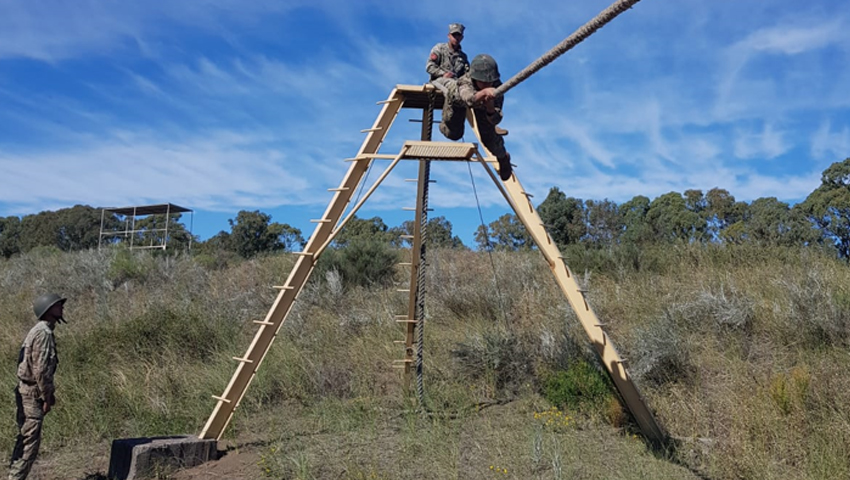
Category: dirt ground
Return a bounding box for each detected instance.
[169,444,262,480]
[22,439,263,480]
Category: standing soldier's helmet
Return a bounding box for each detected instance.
[33,293,66,322]
[469,54,500,83]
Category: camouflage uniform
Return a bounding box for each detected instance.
[9,321,58,480]
[426,41,469,82]
[427,23,469,138]
[439,74,507,159]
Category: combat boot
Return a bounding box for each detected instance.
[495,126,509,136]
[497,153,512,181]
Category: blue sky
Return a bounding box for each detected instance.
[1,0,848,247]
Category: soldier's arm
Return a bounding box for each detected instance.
[30,330,56,402]
[426,46,444,79]
[458,76,476,105]
[486,95,504,126]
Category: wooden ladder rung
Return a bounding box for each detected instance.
[400,235,414,239]
[212,395,232,404]
[272,285,294,290]
[294,251,313,256]
[396,319,417,324]
[361,127,383,133]
[328,187,350,192]
[310,219,331,223]
[253,320,274,326]
[397,289,411,293]
[233,356,253,364]
[376,98,399,105]
[398,262,413,267]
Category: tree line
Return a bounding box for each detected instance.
[477,157,850,258]
[1,157,848,260]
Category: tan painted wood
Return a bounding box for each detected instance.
[201,84,665,446]
[467,111,667,445]
[199,87,407,440]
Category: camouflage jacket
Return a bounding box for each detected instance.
[17,321,58,400]
[457,75,504,126]
[426,42,469,80]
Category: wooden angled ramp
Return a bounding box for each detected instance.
[467,112,667,445]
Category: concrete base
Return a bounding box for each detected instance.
[107,435,217,480]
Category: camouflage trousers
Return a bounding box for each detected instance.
[8,386,44,480]
[435,80,506,159]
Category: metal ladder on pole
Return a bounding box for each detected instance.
[200,84,666,446]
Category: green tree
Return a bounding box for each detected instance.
[334,216,394,246]
[56,205,121,251]
[584,199,623,246]
[645,192,704,242]
[619,195,653,245]
[475,213,533,251]
[799,158,850,257]
[537,187,587,247]
[11,205,121,253]
[704,188,747,241]
[0,216,22,258]
[225,210,304,258]
[741,197,797,246]
[391,216,465,249]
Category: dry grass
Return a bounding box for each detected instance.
[1,243,849,479]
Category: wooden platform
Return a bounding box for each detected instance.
[395,84,446,110]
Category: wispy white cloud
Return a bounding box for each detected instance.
[0,130,310,214]
[0,0,847,240]
[734,123,790,160]
[811,121,850,161]
[738,21,846,55]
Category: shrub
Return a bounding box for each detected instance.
[315,239,399,289]
[450,330,532,397]
[107,247,153,287]
[630,313,695,386]
[542,360,613,413]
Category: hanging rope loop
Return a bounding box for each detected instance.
[494,0,643,98]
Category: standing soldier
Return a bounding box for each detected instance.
[8,293,65,480]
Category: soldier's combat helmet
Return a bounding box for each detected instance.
[33,293,67,323]
[469,54,500,83]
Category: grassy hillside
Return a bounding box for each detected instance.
[1,244,848,479]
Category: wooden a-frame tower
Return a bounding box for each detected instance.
[199,84,667,446]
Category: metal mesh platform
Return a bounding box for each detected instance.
[401,141,477,160]
[395,84,445,110]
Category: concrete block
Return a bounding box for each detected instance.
[107,435,218,480]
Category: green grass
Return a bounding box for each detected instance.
[1,244,850,479]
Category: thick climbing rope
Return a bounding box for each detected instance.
[494,0,643,98]
[415,90,436,409]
